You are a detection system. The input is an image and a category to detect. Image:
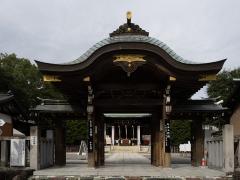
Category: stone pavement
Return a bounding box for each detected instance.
[32,152,228,179]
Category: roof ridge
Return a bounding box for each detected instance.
[66,35,198,65]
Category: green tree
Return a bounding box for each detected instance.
[0,53,64,110]
[0,53,88,144]
[66,120,87,145]
[207,68,240,102]
[170,120,191,146]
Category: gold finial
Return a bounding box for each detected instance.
[127,11,132,24]
[127,11,132,20]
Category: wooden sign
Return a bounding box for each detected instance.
[30,136,37,146]
[165,119,171,153]
[88,116,93,152]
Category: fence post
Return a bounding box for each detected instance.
[30,126,40,170]
[223,124,234,173]
[0,140,9,166]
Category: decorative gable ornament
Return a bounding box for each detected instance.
[113,54,146,76]
[110,11,149,37]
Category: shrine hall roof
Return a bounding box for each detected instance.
[67,35,198,65]
[35,13,226,74]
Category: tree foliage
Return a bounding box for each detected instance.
[0,53,64,110]
[66,120,87,145]
[207,68,240,102]
[0,53,87,145]
[170,120,191,146]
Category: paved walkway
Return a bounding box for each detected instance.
[34,152,226,178]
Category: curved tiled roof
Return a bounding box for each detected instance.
[67,35,198,65]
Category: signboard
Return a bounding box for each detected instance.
[0,119,6,126]
[30,136,37,145]
[10,139,25,166]
[165,119,171,153]
[88,115,93,152]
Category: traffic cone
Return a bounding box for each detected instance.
[201,158,206,167]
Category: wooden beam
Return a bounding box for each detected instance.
[96,83,160,91]
[198,74,216,81]
[95,98,162,107]
[43,75,61,82]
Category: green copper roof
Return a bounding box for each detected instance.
[67,35,198,65]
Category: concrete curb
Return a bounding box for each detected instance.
[29,175,233,180]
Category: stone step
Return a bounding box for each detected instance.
[106,146,150,153]
[29,175,232,180]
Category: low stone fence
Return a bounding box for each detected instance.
[207,136,223,169]
[66,145,79,152]
[233,136,240,170]
[0,136,30,168]
[0,132,54,170]
[105,145,151,153]
[206,124,234,173]
[39,138,54,169]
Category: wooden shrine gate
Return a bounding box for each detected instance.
[34,12,226,168]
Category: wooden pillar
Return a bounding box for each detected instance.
[152,85,172,167]
[87,111,94,167]
[151,112,164,167]
[100,115,105,166]
[163,85,171,167]
[87,85,98,167]
[96,118,100,166]
[163,119,171,167]
[95,112,103,167]
[55,119,66,166]
[191,119,204,166]
[151,113,156,165]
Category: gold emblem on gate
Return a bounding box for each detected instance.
[113,54,146,77]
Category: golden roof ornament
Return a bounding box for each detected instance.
[127,11,132,24]
[109,11,149,37]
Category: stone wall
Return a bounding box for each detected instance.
[230,104,240,136]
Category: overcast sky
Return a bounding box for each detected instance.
[1,0,240,98]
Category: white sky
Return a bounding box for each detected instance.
[1,0,240,98]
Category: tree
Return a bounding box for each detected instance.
[170,120,191,146]
[66,120,87,145]
[0,53,64,110]
[207,68,240,102]
[0,53,88,145]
